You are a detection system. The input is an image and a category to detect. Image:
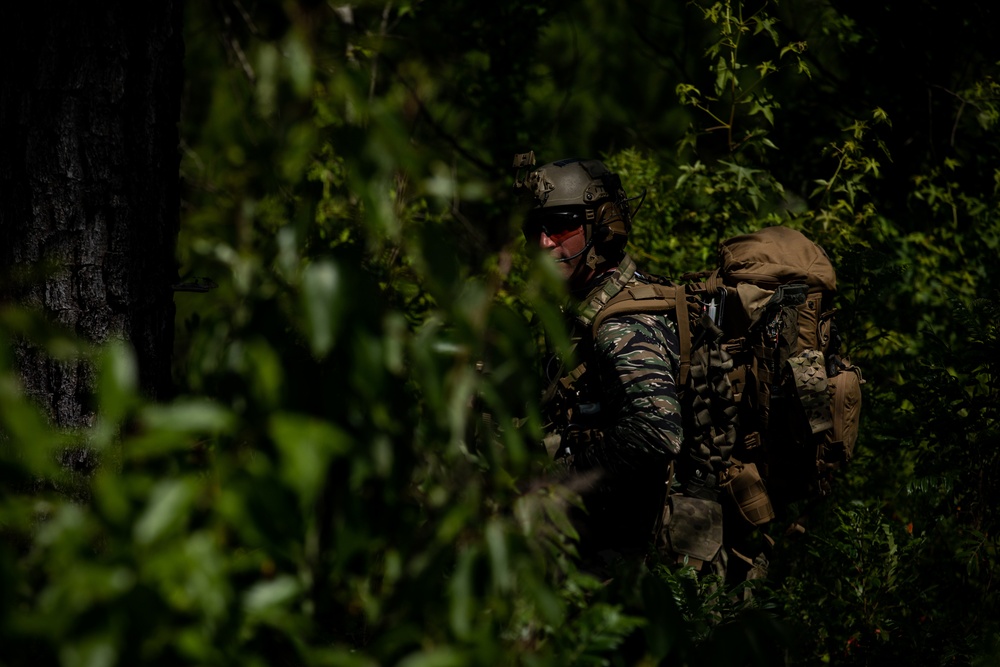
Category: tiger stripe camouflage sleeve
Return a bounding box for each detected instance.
[574,312,683,473]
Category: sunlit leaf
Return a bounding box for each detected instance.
[133,478,200,545]
[301,258,346,358]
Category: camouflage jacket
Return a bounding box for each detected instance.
[548,254,683,474]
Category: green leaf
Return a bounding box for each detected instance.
[97,340,138,421]
[133,478,200,545]
[0,374,64,475]
[243,574,302,616]
[301,258,346,358]
[485,519,512,592]
[780,41,807,58]
[543,495,579,542]
[256,42,280,117]
[140,399,235,434]
[284,31,313,97]
[396,648,469,667]
[59,635,117,667]
[269,412,352,507]
[449,547,477,641]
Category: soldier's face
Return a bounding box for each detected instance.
[523,207,593,286]
[538,225,589,283]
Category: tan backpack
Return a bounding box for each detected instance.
[592,226,864,532]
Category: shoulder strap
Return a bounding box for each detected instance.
[575,255,639,329]
[591,282,696,386]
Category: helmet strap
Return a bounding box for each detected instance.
[585,226,612,269]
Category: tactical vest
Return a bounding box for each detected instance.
[552,226,864,573]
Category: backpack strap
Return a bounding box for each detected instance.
[674,284,692,387]
[590,282,694,386]
[591,282,677,330]
[575,255,639,330]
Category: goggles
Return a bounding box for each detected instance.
[522,207,587,244]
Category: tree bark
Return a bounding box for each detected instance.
[0,2,182,430]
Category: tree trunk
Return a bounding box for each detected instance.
[0,2,182,431]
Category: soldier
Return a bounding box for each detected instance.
[516,155,691,566]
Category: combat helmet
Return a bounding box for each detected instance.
[514,152,633,269]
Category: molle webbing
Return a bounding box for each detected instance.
[688,342,738,472]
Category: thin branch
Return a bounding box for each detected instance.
[388,62,494,174]
[369,3,392,102]
[231,0,259,35]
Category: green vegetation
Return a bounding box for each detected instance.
[2,1,999,664]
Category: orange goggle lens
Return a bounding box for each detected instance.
[523,208,586,244]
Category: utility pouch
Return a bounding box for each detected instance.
[665,495,723,566]
[721,461,775,527]
[826,359,864,463]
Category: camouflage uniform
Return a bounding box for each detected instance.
[547,253,682,554]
